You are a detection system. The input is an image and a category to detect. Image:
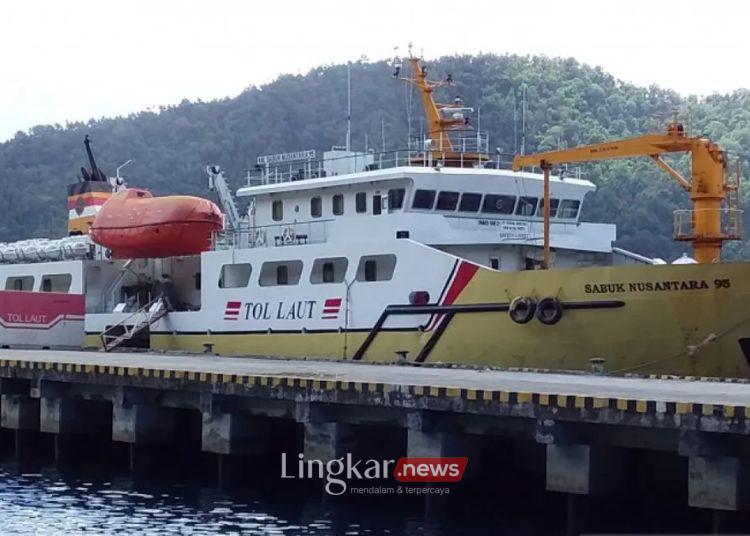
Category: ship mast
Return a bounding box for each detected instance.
[395,51,487,166]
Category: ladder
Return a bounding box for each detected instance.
[100,297,168,352]
[725,160,743,239]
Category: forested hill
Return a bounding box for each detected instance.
[1,54,749,260]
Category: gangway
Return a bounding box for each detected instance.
[100,298,168,352]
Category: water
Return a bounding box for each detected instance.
[0,464,469,535]
[0,441,742,535]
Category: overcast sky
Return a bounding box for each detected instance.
[0,0,747,141]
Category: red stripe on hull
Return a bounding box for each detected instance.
[0,290,85,326]
[442,262,479,306]
[426,261,479,332]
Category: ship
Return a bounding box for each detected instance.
[0,52,748,379]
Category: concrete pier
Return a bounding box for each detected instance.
[0,348,749,514]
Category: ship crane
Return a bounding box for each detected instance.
[206,165,241,230]
[512,122,742,266]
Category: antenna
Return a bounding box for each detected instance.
[346,62,352,152]
[513,96,518,153]
[381,117,386,152]
[521,85,527,156]
[476,106,481,150]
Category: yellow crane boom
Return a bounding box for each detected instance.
[512,123,741,264]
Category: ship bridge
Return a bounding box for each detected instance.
[217,147,622,271]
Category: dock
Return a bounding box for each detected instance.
[1,348,750,512]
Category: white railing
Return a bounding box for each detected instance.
[212,219,332,250]
[245,142,501,187]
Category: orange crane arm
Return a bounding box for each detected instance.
[512,130,699,191]
[510,123,736,264]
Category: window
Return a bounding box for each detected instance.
[356,254,397,282]
[459,192,482,212]
[355,192,367,213]
[364,260,377,281]
[436,191,459,211]
[272,200,283,221]
[311,196,322,218]
[559,199,581,219]
[412,189,436,210]
[536,198,560,218]
[332,194,344,215]
[41,274,72,293]
[5,276,33,291]
[218,263,252,288]
[259,261,303,286]
[373,194,382,215]
[490,258,500,270]
[310,257,348,284]
[482,194,516,214]
[276,265,288,285]
[515,196,538,216]
[388,188,405,210]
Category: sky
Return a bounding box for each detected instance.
[0,0,747,141]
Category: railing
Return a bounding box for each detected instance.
[243,145,589,186]
[100,297,167,352]
[673,208,743,241]
[246,143,499,187]
[211,219,332,250]
[408,129,489,154]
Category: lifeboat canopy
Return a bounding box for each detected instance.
[90,188,222,259]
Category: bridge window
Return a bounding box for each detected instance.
[356,254,397,282]
[272,200,283,221]
[412,189,436,210]
[355,192,367,213]
[388,188,405,210]
[536,198,559,217]
[515,196,538,216]
[310,257,348,284]
[482,194,516,215]
[41,273,72,293]
[459,192,482,212]
[218,263,252,288]
[436,191,459,211]
[311,196,322,218]
[559,199,581,219]
[332,194,344,215]
[259,260,303,286]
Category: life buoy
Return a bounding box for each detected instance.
[536,297,563,325]
[508,296,536,324]
[253,229,267,247]
[281,226,296,244]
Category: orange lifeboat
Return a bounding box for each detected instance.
[90,189,223,258]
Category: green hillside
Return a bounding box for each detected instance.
[1,54,748,260]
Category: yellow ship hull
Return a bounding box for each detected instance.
[92,261,750,379]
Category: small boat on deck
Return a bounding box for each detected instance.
[90,188,222,258]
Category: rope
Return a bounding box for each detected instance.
[610,309,750,374]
